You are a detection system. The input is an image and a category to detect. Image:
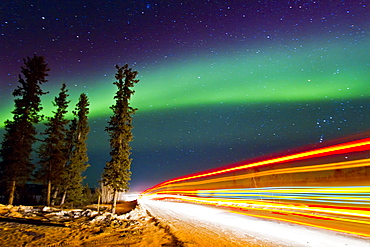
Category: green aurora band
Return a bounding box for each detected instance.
[1,37,369,128]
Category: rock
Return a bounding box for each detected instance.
[7,211,23,218]
[42,206,52,212]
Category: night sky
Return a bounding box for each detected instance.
[1,1,369,192]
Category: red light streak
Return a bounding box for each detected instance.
[140,137,370,237]
[143,138,370,194]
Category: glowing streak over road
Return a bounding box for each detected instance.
[150,158,370,189]
[143,138,370,194]
[141,137,370,237]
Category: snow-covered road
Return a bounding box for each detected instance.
[140,200,370,247]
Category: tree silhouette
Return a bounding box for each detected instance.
[0,55,49,205]
[60,93,90,206]
[38,84,70,206]
[102,64,139,214]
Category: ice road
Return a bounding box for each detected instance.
[140,200,370,247]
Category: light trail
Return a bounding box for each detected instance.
[141,200,370,247]
[140,137,370,238]
[143,192,370,237]
[143,137,370,194]
[145,158,370,190]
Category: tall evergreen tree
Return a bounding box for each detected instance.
[38,84,70,206]
[102,64,139,214]
[0,55,49,205]
[60,93,90,206]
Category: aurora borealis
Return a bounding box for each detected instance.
[1,1,369,191]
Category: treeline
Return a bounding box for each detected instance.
[0,55,138,210]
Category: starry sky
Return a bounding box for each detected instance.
[1,1,369,192]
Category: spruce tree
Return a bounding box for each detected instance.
[60,93,90,206]
[0,55,49,205]
[38,84,70,206]
[102,64,139,214]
